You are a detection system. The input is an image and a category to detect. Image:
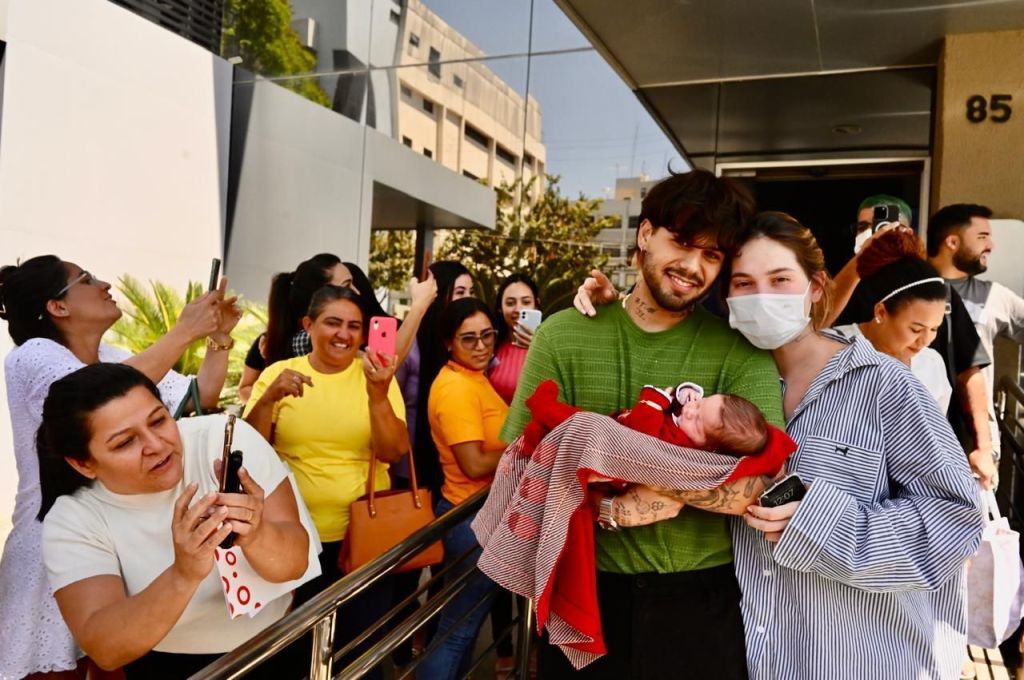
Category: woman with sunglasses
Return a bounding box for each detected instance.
[0,255,238,680]
[418,298,508,680]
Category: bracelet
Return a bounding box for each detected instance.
[207,336,235,352]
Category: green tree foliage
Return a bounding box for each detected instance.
[105,276,267,406]
[436,176,616,314]
[222,0,331,108]
[369,230,416,292]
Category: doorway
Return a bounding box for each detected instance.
[719,158,930,275]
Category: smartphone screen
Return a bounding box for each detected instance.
[368,316,398,358]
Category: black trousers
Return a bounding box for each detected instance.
[537,564,748,680]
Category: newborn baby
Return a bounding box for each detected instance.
[523,380,769,459]
[616,382,768,457]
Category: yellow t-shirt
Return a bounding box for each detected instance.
[244,355,406,542]
[428,361,509,505]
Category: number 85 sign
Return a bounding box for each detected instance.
[967,94,1014,123]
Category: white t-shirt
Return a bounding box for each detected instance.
[834,324,953,414]
[42,415,318,654]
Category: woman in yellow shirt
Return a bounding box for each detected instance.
[243,284,408,670]
[419,298,509,680]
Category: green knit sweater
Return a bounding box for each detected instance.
[501,302,784,574]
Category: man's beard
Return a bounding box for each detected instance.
[952,246,987,275]
[639,253,706,312]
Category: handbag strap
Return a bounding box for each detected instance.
[173,378,203,420]
[365,441,421,518]
[984,489,1002,522]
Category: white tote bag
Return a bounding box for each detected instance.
[967,490,1024,648]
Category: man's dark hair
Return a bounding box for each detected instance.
[926,204,993,257]
[638,169,755,256]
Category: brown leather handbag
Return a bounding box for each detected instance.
[339,447,444,574]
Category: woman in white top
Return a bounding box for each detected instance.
[831,229,953,414]
[0,255,238,679]
[38,363,316,678]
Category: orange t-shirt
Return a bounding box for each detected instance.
[428,361,510,505]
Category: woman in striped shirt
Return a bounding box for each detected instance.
[729,212,984,680]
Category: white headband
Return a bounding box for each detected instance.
[879,277,945,304]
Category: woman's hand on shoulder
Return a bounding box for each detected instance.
[364,350,398,398]
[213,465,266,548]
[171,483,232,584]
[264,369,313,403]
[573,269,619,317]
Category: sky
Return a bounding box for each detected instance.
[419,0,687,199]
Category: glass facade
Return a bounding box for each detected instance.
[89,0,688,295]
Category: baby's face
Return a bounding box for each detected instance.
[676,394,725,447]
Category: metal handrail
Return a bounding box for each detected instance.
[189,487,492,680]
[995,376,1024,527]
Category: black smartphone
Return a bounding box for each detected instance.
[218,450,244,549]
[760,473,807,508]
[208,258,222,292]
[871,204,902,232]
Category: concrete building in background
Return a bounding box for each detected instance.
[292,0,546,192]
[595,174,653,287]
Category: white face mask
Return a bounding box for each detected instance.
[853,229,872,253]
[727,283,812,350]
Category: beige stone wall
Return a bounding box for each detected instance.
[933,30,1024,217]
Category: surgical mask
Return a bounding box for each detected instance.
[727,283,812,350]
[854,229,872,253]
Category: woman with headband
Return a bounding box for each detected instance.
[833,229,952,415]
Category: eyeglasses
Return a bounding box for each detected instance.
[38,271,102,320]
[54,271,100,298]
[456,329,497,350]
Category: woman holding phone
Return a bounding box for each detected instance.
[239,257,435,403]
[419,298,508,680]
[0,255,238,680]
[488,273,541,405]
[37,363,314,678]
[243,285,408,670]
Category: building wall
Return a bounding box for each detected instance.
[933,29,1024,218]
[226,78,372,300]
[396,0,545,189]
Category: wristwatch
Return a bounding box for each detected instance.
[596,495,620,531]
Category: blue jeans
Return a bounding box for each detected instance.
[417,497,497,680]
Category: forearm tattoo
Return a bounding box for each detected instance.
[656,475,771,512]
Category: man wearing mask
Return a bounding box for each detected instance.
[825,197,996,487]
[928,204,1024,476]
[501,169,783,680]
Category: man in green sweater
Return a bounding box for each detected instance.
[501,169,783,679]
